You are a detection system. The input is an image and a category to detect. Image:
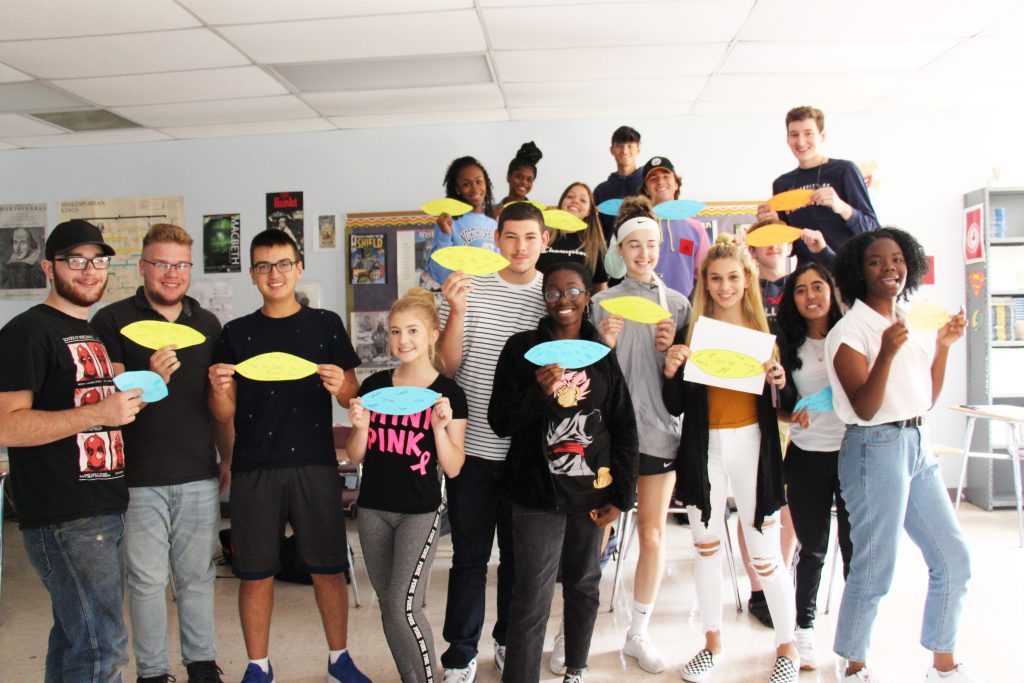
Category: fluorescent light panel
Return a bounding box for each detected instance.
[28,109,141,131]
[274,54,491,92]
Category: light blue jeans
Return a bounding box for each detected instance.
[834,424,971,662]
[22,513,128,683]
[125,478,220,677]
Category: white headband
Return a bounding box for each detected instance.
[616,216,661,243]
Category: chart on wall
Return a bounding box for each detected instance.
[0,203,48,299]
[58,196,185,303]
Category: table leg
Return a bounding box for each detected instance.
[956,417,977,510]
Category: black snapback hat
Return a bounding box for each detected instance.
[44,219,116,261]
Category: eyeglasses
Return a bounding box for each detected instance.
[252,259,297,275]
[55,256,111,270]
[543,287,585,303]
[142,258,192,272]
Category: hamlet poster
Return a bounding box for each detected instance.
[266,191,304,256]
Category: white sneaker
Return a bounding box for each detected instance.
[679,649,721,682]
[563,671,584,683]
[843,669,882,683]
[442,659,477,683]
[549,634,567,675]
[622,632,665,673]
[493,641,506,673]
[794,627,816,670]
[768,655,800,683]
[925,664,979,683]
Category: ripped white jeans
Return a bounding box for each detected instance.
[687,423,796,646]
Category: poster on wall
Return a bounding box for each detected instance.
[0,203,48,298]
[349,233,387,285]
[266,191,304,256]
[189,279,234,327]
[58,195,185,303]
[351,310,391,364]
[317,215,337,250]
[203,213,241,274]
[964,204,986,265]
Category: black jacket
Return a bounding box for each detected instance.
[662,365,786,531]
[488,317,638,513]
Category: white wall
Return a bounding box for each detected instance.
[3,109,1021,483]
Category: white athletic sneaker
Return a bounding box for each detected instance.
[794,627,817,670]
[442,658,477,683]
[843,669,882,683]
[679,649,721,682]
[549,634,567,675]
[925,664,980,682]
[563,671,584,683]
[768,655,800,683]
[493,640,506,673]
[622,632,666,673]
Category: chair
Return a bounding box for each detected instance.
[332,425,362,607]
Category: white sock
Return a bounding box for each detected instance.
[628,600,654,637]
[934,667,958,679]
[329,649,348,665]
[249,658,270,673]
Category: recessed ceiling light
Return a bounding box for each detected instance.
[28,109,141,132]
[273,54,492,92]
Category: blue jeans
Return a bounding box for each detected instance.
[125,478,220,676]
[22,513,129,683]
[834,424,971,662]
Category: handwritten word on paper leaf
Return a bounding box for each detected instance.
[420,198,473,217]
[794,385,834,413]
[654,199,705,220]
[767,189,814,212]
[120,320,206,350]
[905,301,951,332]
[599,296,672,324]
[361,386,441,416]
[525,339,610,369]
[744,223,804,247]
[113,370,168,403]
[597,198,623,216]
[690,349,764,378]
[430,246,509,276]
[235,352,318,382]
[543,209,587,233]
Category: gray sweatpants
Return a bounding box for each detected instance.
[358,506,442,683]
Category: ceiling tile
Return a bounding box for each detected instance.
[305,84,504,117]
[926,37,1024,73]
[0,0,198,40]
[697,73,907,104]
[0,29,250,79]
[0,62,32,83]
[328,109,508,129]
[2,128,171,148]
[980,2,1024,35]
[180,0,471,25]
[511,102,692,121]
[483,1,753,49]
[111,95,318,127]
[503,78,704,108]
[722,41,955,74]
[0,141,19,149]
[161,118,335,139]
[688,99,867,115]
[872,70,1024,112]
[0,113,65,136]
[0,82,89,113]
[495,45,727,82]
[53,67,288,107]
[218,11,486,63]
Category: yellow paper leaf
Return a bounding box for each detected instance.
[767,189,814,212]
[599,296,671,324]
[430,246,510,276]
[543,209,587,233]
[503,200,547,211]
[120,320,206,350]
[420,198,473,217]
[744,224,804,247]
[906,301,951,332]
[690,349,764,379]
[235,352,318,382]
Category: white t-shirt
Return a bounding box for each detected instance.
[825,299,933,427]
[439,271,546,461]
[789,337,847,452]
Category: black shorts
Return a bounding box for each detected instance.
[229,464,348,580]
[638,452,676,477]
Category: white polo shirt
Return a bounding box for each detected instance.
[824,299,933,427]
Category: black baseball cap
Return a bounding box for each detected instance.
[45,219,116,260]
[641,156,676,183]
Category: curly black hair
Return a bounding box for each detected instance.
[775,261,842,376]
[507,141,543,177]
[832,227,929,307]
[443,156,495,216]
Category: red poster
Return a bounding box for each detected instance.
[963,204,985,264]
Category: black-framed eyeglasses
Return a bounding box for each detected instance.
[55,256,111,270]
[252,259,296,275]
[142,258,192,272]
[543,287,585,303]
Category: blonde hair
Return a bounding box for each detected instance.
[143,223,192,247]
[389,287,440,362]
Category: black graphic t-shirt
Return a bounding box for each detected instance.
[0,304,128,528]
[355,370,467,514]
[213,306,360,472]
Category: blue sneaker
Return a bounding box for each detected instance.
[240,662,273,683]
[327,652,372,683]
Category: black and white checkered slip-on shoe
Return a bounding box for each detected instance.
[768,655,800,683]
[679,648,721,682]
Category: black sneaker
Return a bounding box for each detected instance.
[186,661,225,683]
[137,676,175,683]
[747,593,773,628]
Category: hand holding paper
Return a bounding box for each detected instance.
[767,189,814,213]
[683,317,775,394]
[113,370,168,403]
[431,246,509,276]
[234,352,318,382]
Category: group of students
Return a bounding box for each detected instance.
[0,104,979,683]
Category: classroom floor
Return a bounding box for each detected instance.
[1,504,1021,683]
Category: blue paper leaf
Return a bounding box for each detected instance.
[793,385,834,413]
[361,386,441,416]
[597,198,624,216]
[113,370,168,403]
[525,339,610,369]
[654,199,705,220]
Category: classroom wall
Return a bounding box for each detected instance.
[3,109,1021,484]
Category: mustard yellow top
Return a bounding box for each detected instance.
[707,385,758,430]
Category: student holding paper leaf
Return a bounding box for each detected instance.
[426,156,499,285]
[661,235,798,683]
[537,182,609,291]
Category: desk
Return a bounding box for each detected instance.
[950,404,1024,547]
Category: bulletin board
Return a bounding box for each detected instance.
[693,200,760,242]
